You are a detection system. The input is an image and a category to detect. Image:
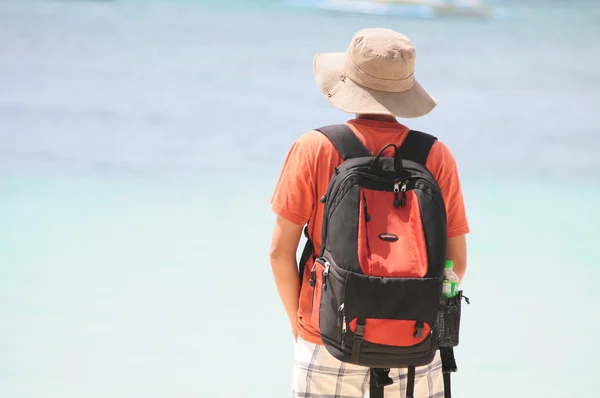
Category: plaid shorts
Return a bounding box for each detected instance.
[292,337,445,398]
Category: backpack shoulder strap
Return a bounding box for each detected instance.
[315,124,372,160]
[399,130,438,165]
[297,124,370,285]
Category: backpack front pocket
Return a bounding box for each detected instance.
[358,187,428,278]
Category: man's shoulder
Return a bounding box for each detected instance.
[297,128,329,145]
[293,128,339,158]
[427,138,456,163]
[422,136,462,183]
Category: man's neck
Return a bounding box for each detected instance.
[355,114,398,123]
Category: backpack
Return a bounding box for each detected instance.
[298,124,469,398]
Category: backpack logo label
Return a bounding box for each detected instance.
[378,233,399,242]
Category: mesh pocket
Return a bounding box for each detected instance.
[433,291,470,348]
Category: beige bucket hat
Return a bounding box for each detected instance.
[313,28,437,119]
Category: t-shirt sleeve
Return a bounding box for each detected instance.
[426,141,470,238]
[270,134,316,226]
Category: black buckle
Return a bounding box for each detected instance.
[414,326,423,338]
[414,321,424,338]
[371,368,394,387]
[355,324,365,342]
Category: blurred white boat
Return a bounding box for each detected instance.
[287,0,512,19]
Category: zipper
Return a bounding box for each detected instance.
[322,171,444,249]
[309,258,328,323]
[325,174,357,212]
[400,181,407,206]
[396,178,444,213]
[325,171,408,217]
[410,178,445,214]
[323,171,415,237]
[322,260,330,291]
[320,326,433,354]
[338,303,346,349]
[363,193,371,222]
[309,260,321,319]
[393,180,408,208]
[310,258,332,291]
[321,174,357,248]
[309,261,317,287]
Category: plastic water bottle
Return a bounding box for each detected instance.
[442,260,459,298]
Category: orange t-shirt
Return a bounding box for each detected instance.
[270,118,470,345]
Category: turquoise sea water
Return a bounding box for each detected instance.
[1,1,599,397]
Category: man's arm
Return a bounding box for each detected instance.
[269,215,304,341]
[447,234,467,284]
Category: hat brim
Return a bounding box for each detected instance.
[313,52,437,119]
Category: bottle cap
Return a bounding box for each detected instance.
[445,260,454,269]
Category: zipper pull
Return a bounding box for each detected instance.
[322,262,330,291]
[393,182,401,208]
[309,262,317,287]
[400,181,407,207]
[342,317,346,348]
[338,303,346,348]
